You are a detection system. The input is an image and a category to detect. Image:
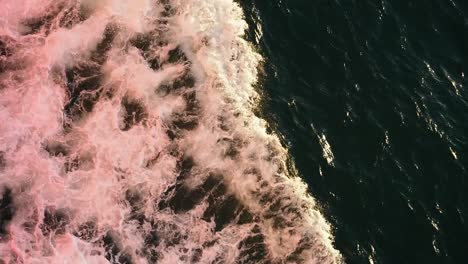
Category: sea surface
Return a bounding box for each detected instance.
[0,0,466,263]
[239,0,468,263]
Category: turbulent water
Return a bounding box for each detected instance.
[0,0,342,263]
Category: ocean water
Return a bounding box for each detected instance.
[0,0,466,263]
[239,0,468,263]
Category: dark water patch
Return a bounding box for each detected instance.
[212,254,228,264]
[22,15,53,35]
[152,221,187,248]
[0,58,6,74]
[262,142,281,163]
[236,226,269,264]
[64,156,80,172]
[0,152,5,171]
[160,0,176,19]
[182,90,199,112]
[43,141,69,157]
[130,33,152,53]
[211,195,242,232]
[256,189,286,224]
[0,60,29,77]
[177,156,195,180]
[129,31,169,63]
[62,21,117,114]
[0,38,12,57]
[92,23,119,64]
[120,97,148,131]
[167,46,189,64]
[158,156,202,212]
[101,231,133,264]
[125,189,143,210]
[243,167,261,181]
[202,179,227,209]
[172,113,199,131]
[165,128,177,141]
[22,3,65,35]
[156,83,172,97]
[74,221,97,242]
[142,229,161,263]
[202,238,218,249]
[102,86,116,100]
[58,9,77,29]
[22,209,39,234]
[65,65,101,92]
[157,157,191,210]
[167,90,200,134]
[61,23,118,120]
[64,92,100,121]
[217,115,230,132]
[262,195,300,231]
[59,4,88,29]
[286,236,315,263]
[148,57,162,71]
[257,190,275,207]
[202,182,245,232]
[0,187,14,238]
[271,215,287,230]
[50,65,66,85]
[77,3,95,22]
[158,71,196,97]
[41,207,70,236]
[201,175,224,194]
[237,209,254,225]
[129,32,158,69]
[144,151,162,168]
[163,183,201,213]
[165,174,222,213]
[125,188,146,224]
[0,36,16,74]
[165,143,180,158]
[161,7,176,19]
[135,32,169,71]
[217,137,242,159]
[63,63,102,120]
[191,248,203,263]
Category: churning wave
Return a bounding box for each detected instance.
[0,0,342,263]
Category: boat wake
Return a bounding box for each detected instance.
[0,0,341,263]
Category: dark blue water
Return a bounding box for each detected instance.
[239,0,468,263]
